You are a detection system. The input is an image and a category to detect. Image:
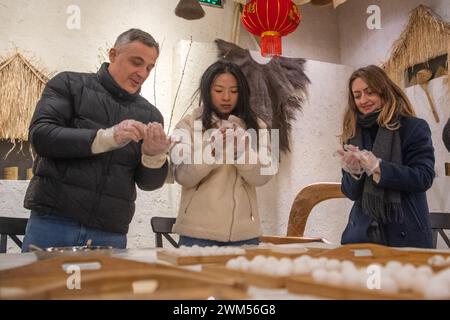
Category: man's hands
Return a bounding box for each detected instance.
[113,119,147,145]
[113,119,170,156]
[141,122,171,156]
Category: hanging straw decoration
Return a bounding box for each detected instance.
[0,52,50,157]
[383,5,450,94]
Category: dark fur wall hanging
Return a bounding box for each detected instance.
[216,39,310,153]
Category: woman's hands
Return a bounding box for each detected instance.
[335,144,381,177]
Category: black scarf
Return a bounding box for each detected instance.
[349,111,404,225]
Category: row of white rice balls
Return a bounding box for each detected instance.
[164,245,245,257]
[225,255,450,299]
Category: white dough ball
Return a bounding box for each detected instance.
[226,259,241,270]
[411,274,429,295]
[293,263,311,275]
[428,255,446,267]
[385,260,403,271]
[379,275,399,294]
[325,259,341,271]
[326,270,343,286]
[424,278,450,299]
[311,269,327,283]
[416,265,433,278]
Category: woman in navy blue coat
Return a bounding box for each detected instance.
[336,65,435,248]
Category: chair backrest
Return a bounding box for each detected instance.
[0,217,28,253]
[150,217,178,248]
[429,212,450,248]
[287,182,346,237]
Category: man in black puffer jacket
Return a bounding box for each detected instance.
[22,29,169,251]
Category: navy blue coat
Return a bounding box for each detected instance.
[341,117,435,248]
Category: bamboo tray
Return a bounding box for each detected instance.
[287,275,421,300]
[314,243,450,270]
[156,250,243,266]
[202,264,287,289]
[0,254,247,300]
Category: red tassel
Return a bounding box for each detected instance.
[261,32,282,57]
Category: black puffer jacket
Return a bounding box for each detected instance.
[24,63,168,234]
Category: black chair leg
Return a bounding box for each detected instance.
[155,233,163,248]
[0,234,7,253]
[438,230,450,248]
[9,234,23,248]
[164,234,179,248]
[432,229,438,248]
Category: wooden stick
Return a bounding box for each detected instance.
[421,84,440,123]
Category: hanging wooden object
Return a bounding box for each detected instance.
[175,0,205,20]
[416,69,440,123]
[3,167,19,180]
[241,0,301,57]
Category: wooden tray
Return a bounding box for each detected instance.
[287,275,421,300]
[202,264,287,289]
[245,247,328,259]
[0,254,248,300]
[315,243,450,270]
[156,250,243,265]
[259,235,326,245]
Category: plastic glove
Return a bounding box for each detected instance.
[335,145,365,176]
[227,115,246,130]
[360,150,381,176]
[113,119,146,145]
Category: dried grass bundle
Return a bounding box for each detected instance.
[383,5,450,94]
[0,53,50,143]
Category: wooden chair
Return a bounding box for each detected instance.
[429,212,450,248]
[0,217,28,253]
[150,217,179,248]
[287,182,346,237]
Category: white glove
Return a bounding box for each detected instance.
[335,145,365,176]
[360,150,381,176]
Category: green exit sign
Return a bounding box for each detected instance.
[198,0,223,8]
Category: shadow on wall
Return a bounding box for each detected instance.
[0,140,33,180]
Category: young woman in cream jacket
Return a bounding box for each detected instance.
[171,61,274,247]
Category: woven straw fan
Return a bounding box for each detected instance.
[416,68,439,123]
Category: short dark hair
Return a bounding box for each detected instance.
[114,28,159,55]
[199,61,260,132]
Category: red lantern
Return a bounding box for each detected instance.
[241,0,301,57]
